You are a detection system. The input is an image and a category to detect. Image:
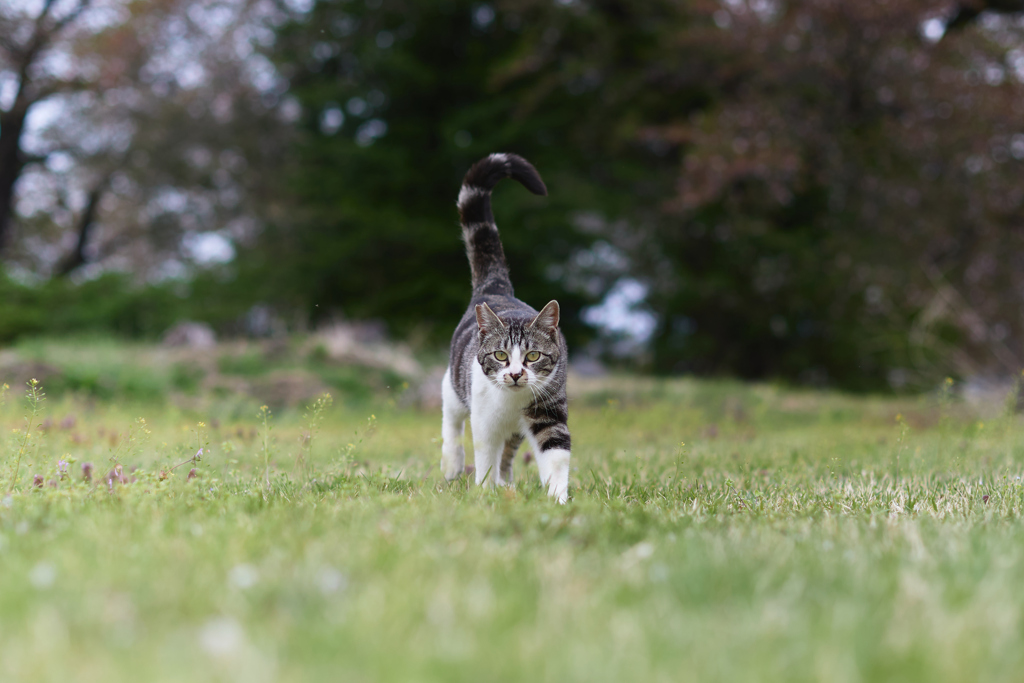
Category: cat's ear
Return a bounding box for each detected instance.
[529,300,560,331]
[475,303,505,335]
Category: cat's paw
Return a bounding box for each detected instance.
[441,442,467,482]
[440,456,464,481]
[545,474,568,503]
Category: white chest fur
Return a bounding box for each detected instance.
[470,361,534,440]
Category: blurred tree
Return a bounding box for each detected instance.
[255,0,716,344]
[0,0,96,255]
[0,0,292,279]
[258,0,1024,387]
[635,0,1024,387]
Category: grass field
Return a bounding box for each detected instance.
[1,342,1023,682]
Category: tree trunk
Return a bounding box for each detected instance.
[0,107,29,256]
[0,0,87,257]
[55,177,108,277]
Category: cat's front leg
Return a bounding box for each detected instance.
[470,413,504,488]
[535,448,570,503]
[440,368,469,481]
[525,420,571,503]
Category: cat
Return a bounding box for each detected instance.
[440,153,571,503]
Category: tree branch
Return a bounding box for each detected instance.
[0,27,20,58]
[15,0,96,104]
[946,6,982,31]
[32,75,96,101]
[20,152,51,166]
[50,0,95,35]
[54,173,110,277]
[945,1,1024,32]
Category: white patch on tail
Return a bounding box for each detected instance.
[457,184,488,209]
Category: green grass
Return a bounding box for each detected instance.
[0,365,1023,682]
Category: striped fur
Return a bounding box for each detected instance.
[457,153,547,297]
[441,153,571,503]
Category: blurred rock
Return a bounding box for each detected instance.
[0,353,63,390]
[961,375,1021,414]
[345,320,388,344]
[245,305,286,338]
[261,337,291,360]
[250,370,330,409]
[311,321,421,378]
[163,322,216,349]
[570,356,607,377]
[403,366,446,410]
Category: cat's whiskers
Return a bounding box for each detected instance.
[529,375,556,404]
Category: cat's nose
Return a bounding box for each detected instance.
[509,370,524,383]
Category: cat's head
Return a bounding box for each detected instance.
[475,301,561,390]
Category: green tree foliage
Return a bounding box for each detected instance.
[254,0,706,344]
[0,272,184,341]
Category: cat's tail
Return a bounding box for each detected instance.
[457,153,547,296]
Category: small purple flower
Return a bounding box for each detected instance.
[57,459,68,480]
[106,465,128,485]
[188,468,198,480]
[33,474,44,488]
[194,448,204,461]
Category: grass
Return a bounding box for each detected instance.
[0,349,1023,682]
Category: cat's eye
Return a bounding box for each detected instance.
[494,351,508,361]
[526,351,541,362]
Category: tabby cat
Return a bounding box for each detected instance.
[440,153,571,503]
